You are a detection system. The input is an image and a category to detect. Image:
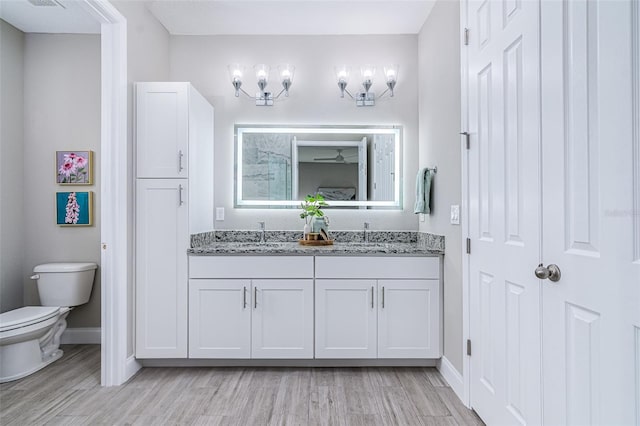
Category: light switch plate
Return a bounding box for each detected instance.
[216,207,225,221]
[450,205,460,225]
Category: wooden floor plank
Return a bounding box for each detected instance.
[309,385,348,426]
[436,387,485,426]
[0,345,483,426]
[395,368,451,417]
[372,386,426,426]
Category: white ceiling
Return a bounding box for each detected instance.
[0,0,435,36]
[147,0,436,35]
[0,0,100,34]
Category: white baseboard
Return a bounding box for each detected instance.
[437,356,464,402]
[124,354,142,383]
[61,327,101,344]
[141,358,438,368]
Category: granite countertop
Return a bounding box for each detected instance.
[188,241,443,256]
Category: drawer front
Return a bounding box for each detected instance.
[189,256,314,279]
[315,256,440,279]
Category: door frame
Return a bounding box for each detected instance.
[78,0,136,386]
[459,0,472,409]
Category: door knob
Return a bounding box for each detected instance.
[534,263,561,282]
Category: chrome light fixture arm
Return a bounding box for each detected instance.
[338,82,354,100]
[378,79,396,99]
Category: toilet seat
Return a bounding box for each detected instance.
[0,307,60,333]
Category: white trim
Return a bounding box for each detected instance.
[125,354,141,382]
[460,0,472,409]
[437,356,466,405]
[140,359,438,368]
[78,0,139,386]
[61,327,102,344]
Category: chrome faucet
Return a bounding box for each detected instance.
[363,222,371,243]
[258,221,266,243]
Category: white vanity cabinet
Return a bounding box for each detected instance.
[315,257,441,359]
[315,279,378,358]
[188,257,314,359]
[135,180,189,358]
[135,82,213,359]
[189,279,251,358]
[136,82,188,178]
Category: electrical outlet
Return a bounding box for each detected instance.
[450,205,460,225]
[216,207,225,221]
[419,213,425,222]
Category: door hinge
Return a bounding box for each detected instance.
[466,238,471,254]
[464,28,470,46]
[467,339,472,356]
[460,131,470,149]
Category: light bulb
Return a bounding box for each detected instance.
[384,64,399,83]
[228,64,245,82]
[334,66,351,83]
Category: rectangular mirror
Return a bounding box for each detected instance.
[235,125,402,208]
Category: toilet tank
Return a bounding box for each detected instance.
[32,263,97,307]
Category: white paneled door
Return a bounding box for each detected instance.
[188,279,251,359]
[135,83,189,179]
[540,1,640,424]
[135,179,188,358]
[251,280,314,359]
[315,280,377,359]
[466,0,640,424]
[466,0,542,424]
[378,280,440,359]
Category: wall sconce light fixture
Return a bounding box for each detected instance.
[228,63,295,106]
[335,64,398,107]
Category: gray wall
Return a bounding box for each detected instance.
[112,0,171,357]
[22,34,101,328]
[418,0,463,373]
[169,34,419,231]
[0,20,25,313]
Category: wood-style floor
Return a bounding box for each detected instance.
[0,345,483,425]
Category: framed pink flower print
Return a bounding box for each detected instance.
[56,151,93,184]
[56,191,93,226]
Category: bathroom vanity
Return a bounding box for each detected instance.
[137,238,443,364]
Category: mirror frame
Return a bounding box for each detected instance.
[235,124,403,208]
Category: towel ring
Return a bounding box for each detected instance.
[428,166,438,174]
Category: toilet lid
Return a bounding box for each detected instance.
[0,306,60,332]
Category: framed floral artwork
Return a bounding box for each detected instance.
[56,191,93,226]
[56,151,93,184]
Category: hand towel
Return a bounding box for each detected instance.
[414,167,433,214]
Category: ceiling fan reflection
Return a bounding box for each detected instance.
[314,149,358,163]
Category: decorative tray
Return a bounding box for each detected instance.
[298,239,334,246]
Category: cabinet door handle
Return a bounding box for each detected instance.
[382,286,385,309]
[243,286,247,309]
[254,286,258,309]
[371,286,374,309]
[178,150,184,172]
[178,184,184,206]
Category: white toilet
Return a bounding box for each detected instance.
[0,262,97,383]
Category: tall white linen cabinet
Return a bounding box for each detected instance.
[135,82,214,358]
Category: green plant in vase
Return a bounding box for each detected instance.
[299,193,328,239]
